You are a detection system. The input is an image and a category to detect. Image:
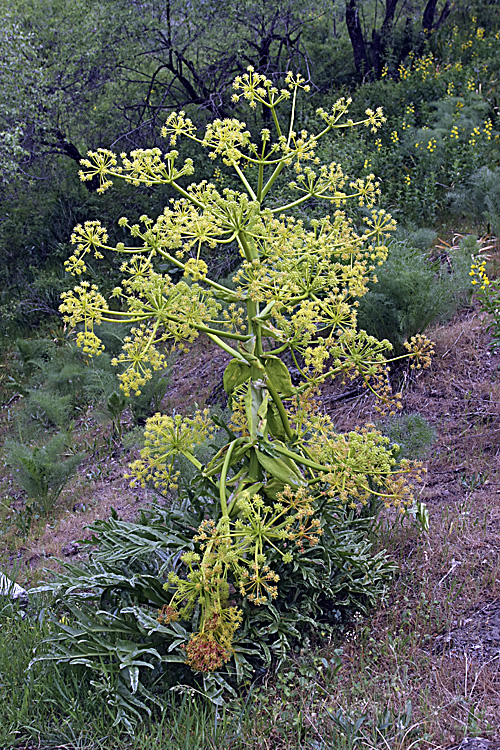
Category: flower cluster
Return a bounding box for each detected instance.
[129,409,214,491]
[75,330,105,357]
[60,70,431,673]
[78,148,119,193]
[60,281,108,330]
[404,334,435,369]
[471,256,500,351]
[112,327,167,396]
[470,259,489,289]
[184,608,242,672]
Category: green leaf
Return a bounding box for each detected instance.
[256,388,269,437]
[223,359,251,394]
[255,450,304,488]
[263,355,295,396]
[245,381,265,439]
[125,666,139,694]
[257,321,285,341]
[266,402,287,440]
[240,335,256,355]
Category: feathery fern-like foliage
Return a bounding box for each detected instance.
[5,433,84,516]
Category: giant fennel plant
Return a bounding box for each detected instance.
[53,70,432,688]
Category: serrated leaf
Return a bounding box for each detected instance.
[127,666,139,694]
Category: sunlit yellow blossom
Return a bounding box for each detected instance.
[59,71,429,675]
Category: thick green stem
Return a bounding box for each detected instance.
[249,448,260,481]
[168,179,204,209]
[269,192,313,214]
[238,231,258,262]
[179,451,220,493]
[267,342,289,355]
[261,160,286,201]
[181,452,204,472]
[196,324,251,342]
[265,379,294,441]
[270,104,283,139]
[204,332,248,363]
[271,442,328,473]
[203,441,253,478]
[287,87,298,147]
[255,321,263,357]
[257,158,264,202]
[237,232,261,347]
[219,439,243,518]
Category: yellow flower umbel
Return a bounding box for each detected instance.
[61,68,432,671]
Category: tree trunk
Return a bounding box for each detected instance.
[346,0,400,79]
[345,0,452,80]
[422,0,441,33]
[418,0,451,51]
[345,0,370,76]
[55,131,99,192]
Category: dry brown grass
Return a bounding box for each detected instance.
[273,302,500,747]
[327,490,500,746]
[242,487,500,747]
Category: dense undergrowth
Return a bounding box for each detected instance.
[2,3,500,748]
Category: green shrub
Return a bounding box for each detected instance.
[22,390,74,430]
[448,166,500,236]
[15,338,55,380]
[5,432,84,517]
[470,252,500,350]
[357,236,473,353]
[322,20,500,228]
[379,413,436,461]
[12,328,172,447]
[15,337,114,408]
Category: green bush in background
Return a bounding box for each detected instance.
[357,234,473,353]
[5,433,84,518]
